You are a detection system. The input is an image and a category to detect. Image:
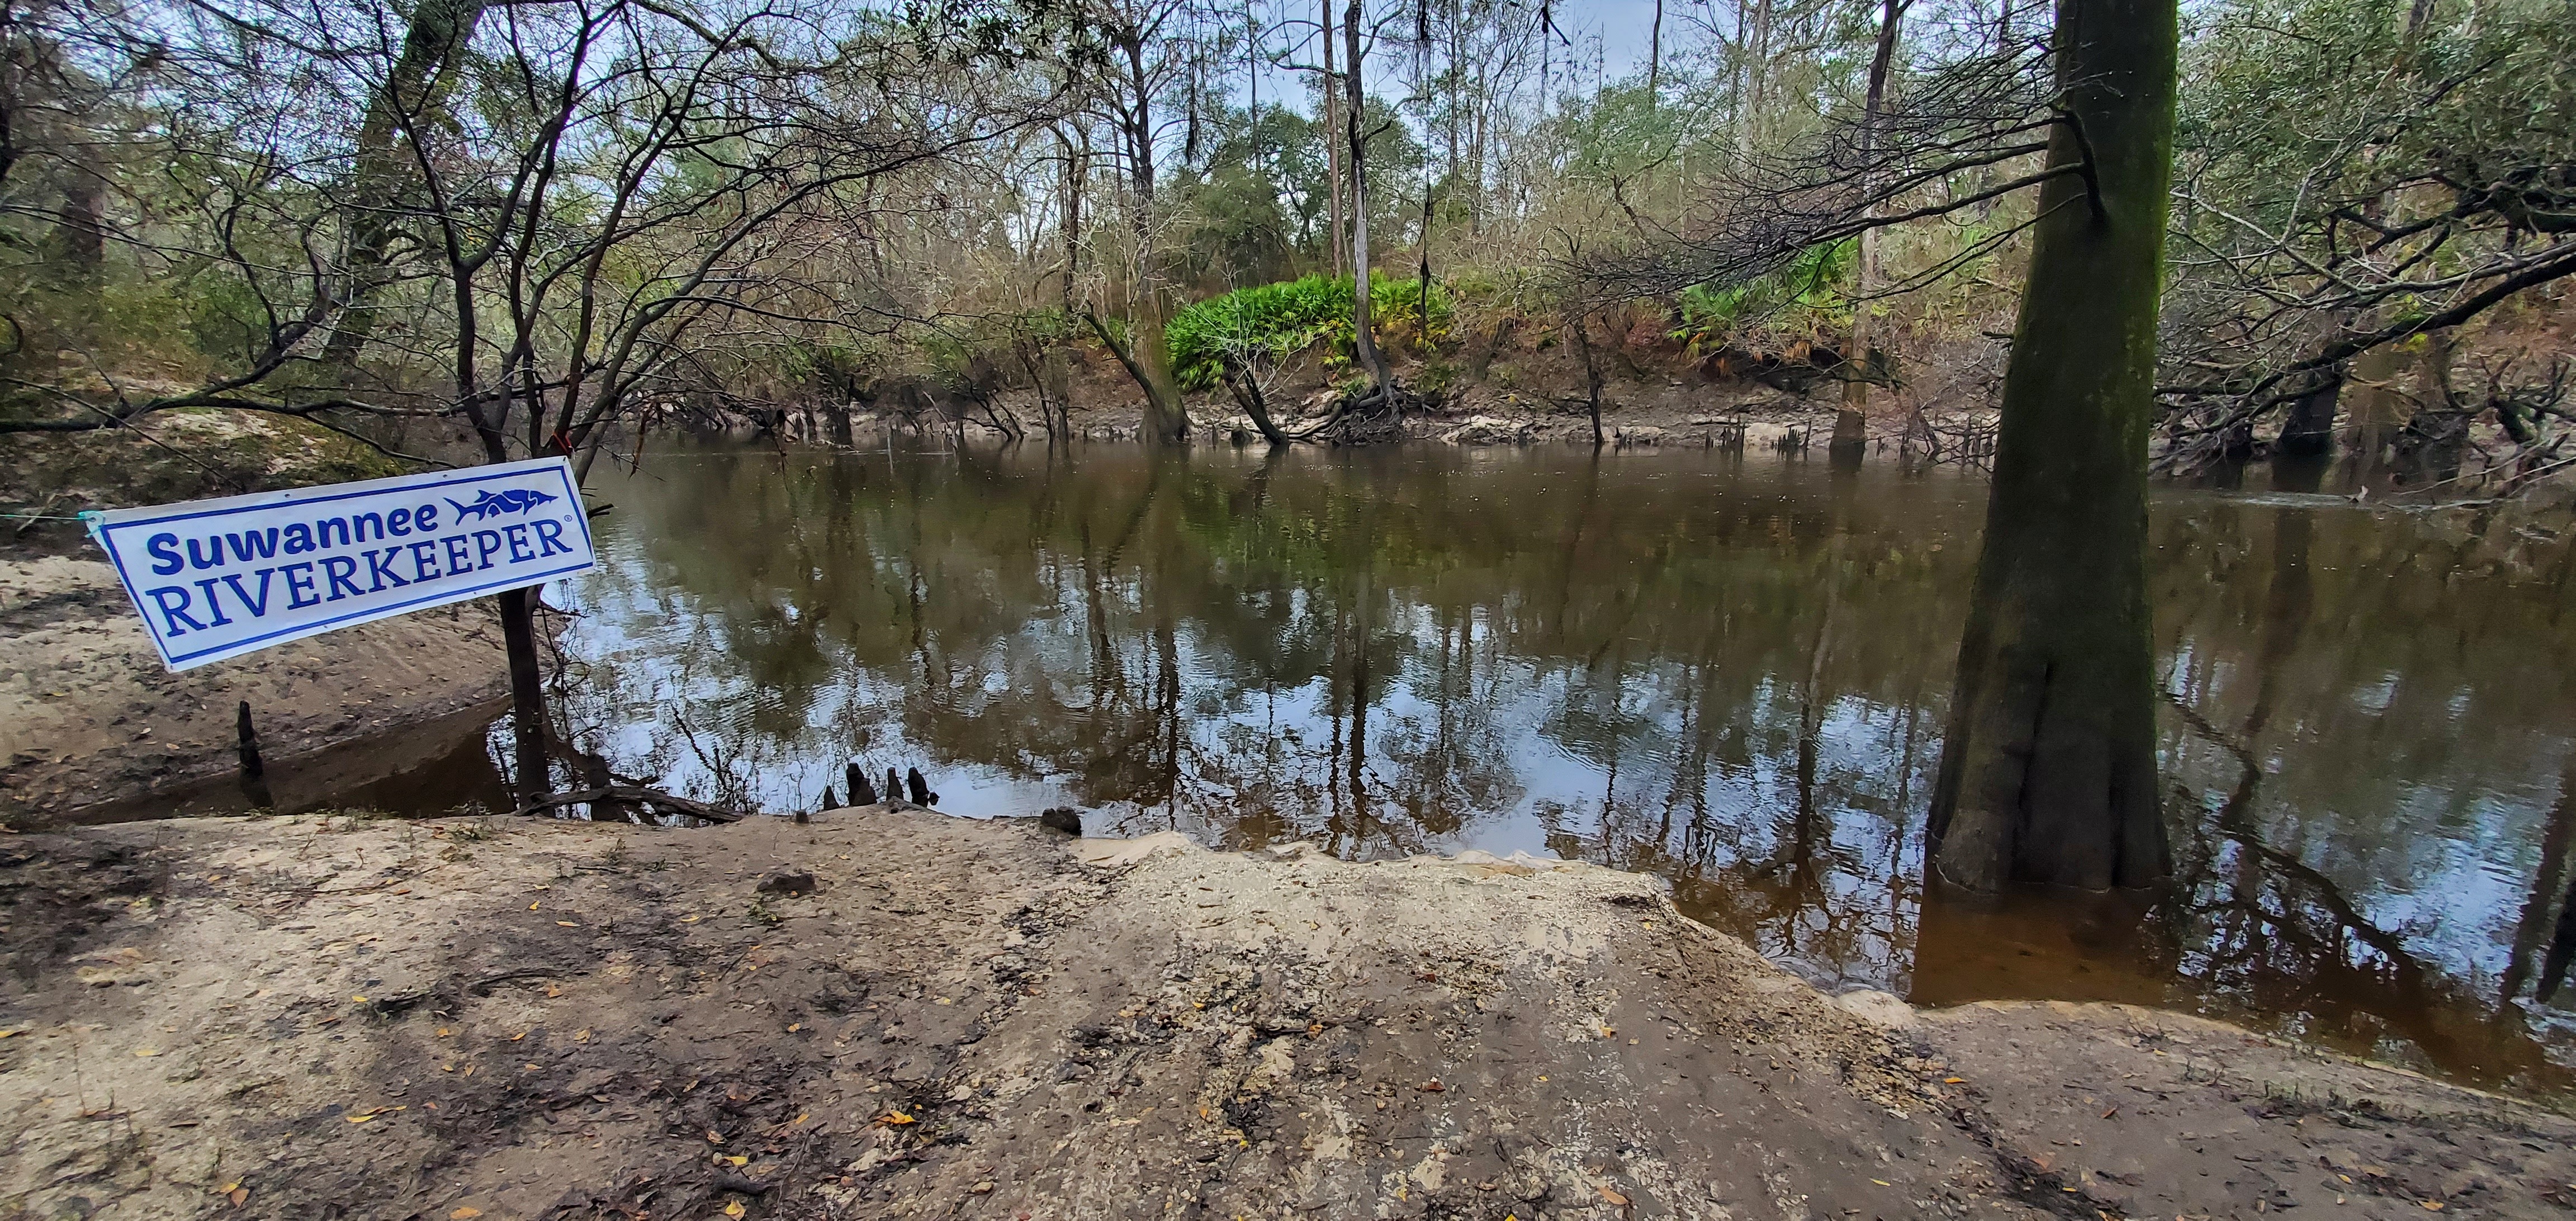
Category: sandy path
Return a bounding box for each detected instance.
[0,808,2569,1219]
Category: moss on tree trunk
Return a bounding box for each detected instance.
[1926,0,2177,894]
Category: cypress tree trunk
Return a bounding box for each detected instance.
[2274,364,2345,457]
[1926,0,2177,894]
[1129,307,1192,443]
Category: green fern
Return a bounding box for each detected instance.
[1670,240,1856,357]
[1167,275,1452,391]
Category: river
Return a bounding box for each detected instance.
[163,441,2576,1096]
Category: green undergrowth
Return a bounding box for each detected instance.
[1670,239,1855,357]
[1167,275,1452,390]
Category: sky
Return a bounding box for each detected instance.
[1571,0,1673,80]
[1239,0,1678,111]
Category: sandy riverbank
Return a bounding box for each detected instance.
[1,806,2568,1219]
[0,553,512,825]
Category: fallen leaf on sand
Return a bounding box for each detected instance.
[793,1113,809,1125]
[555,921,576,928]
[723,1154,749,1167]
[529,901,540,910]
[1943,1077,1966,1083]
[878,1111,917,1126]
[436,1027,452,1037]
[1600,1186,1630,1205]
[227,1187,248,1206]
[347,1113,376,1124]
[134,1048,159,1057]
[787,1023,801,1033]
[511,1031,527,1042]
[451,1209,484,1219]
[681,914,702,924]
[724,1203,746,1219]
[0,1029,18,1039]
[1418,1081,1445,1092]
[351,995,368,1003]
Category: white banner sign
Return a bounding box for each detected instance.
[88,456,597,672]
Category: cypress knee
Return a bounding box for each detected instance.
[235,701,264,780]
[847,763,878,806]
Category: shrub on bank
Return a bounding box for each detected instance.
[1167,275,1453,391]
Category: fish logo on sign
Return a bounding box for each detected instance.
[448,488,560,522]
[84,456,598,672]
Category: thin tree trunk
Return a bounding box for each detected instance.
[1086,309,1185,441]
[1346,0,1392,395]
[1324,0,1345,277]
[1112,32,1190,443]
[1220,356,1292,446]
[1648,0,1664,101]
[1926,0,2179,894]
[1418,182,1434,343]
[1571,310,1606,448]
[1468,52,1486,234]
[1058,125,1087,314]
[1835,0,1905,462]
[1740,0,1772,158]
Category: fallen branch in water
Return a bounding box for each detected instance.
[514,786,743,823]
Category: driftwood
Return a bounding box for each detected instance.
[514,785,743,823]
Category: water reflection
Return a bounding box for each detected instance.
[547,442,2576,1095]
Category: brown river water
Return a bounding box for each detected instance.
[121,441,2576,1097]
